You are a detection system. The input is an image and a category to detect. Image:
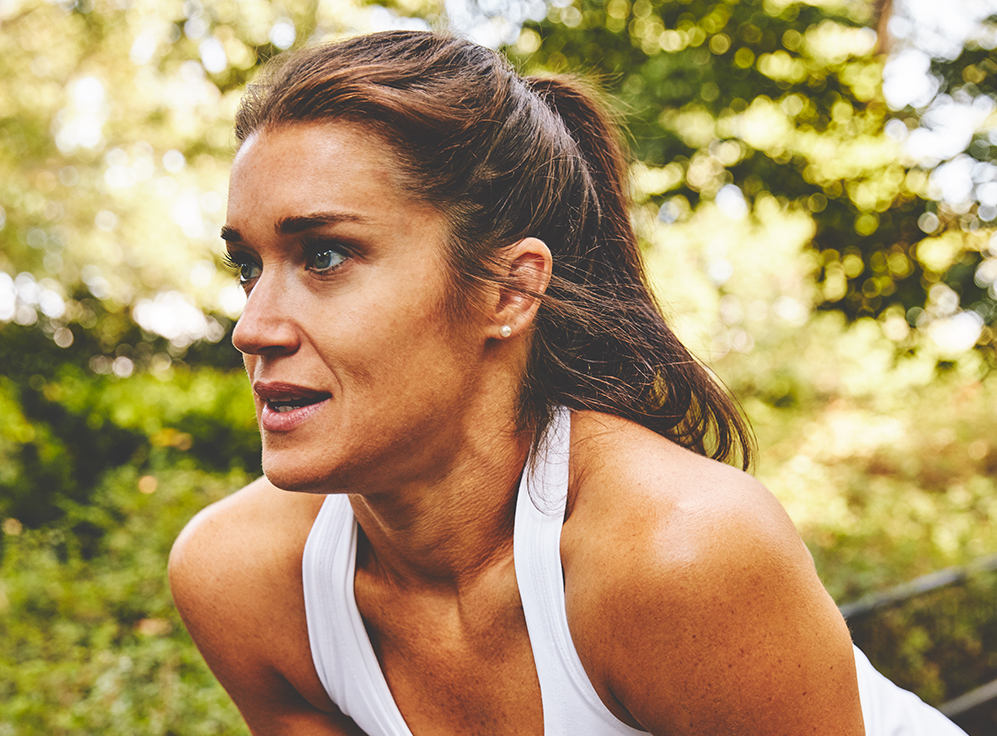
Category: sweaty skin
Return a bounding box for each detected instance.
[169,122,865,736]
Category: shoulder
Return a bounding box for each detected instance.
[562,411,863,735]
[563,411,791,570]
[169,476,324,616]
[563,410,808,564]
[168,477,339,723]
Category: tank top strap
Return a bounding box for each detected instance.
[514,407,647,735]
[302,494,413,736]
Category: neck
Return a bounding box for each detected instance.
[349,403,533,593]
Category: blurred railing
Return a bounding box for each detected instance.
[840,553,997,736]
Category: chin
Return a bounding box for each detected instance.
[257,434,321,490]
[261,447,359,494]
[262,457,330,494]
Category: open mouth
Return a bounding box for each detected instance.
[254,382,332,413]
[268,394,330,413]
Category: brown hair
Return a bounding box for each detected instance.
[234,31,754,468]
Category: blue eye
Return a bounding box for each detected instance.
[223,251,261,284]
[309,248,348,273]
[238,262,261,283]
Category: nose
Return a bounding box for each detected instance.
[231,270,300,357]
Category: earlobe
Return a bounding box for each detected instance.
[492,237,552,339]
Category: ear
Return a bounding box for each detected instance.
[490,237,552,340]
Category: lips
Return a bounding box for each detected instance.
[253,381,332,432]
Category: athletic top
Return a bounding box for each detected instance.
[301,406,967,735]
[300,406,642,735]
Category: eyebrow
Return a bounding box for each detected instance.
[276,212,368,235]
[220,212,370,243]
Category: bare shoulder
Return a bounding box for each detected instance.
[169,476,324,622]
[169,478,358,733]
[563,411,806,570]
[562,412,863,735]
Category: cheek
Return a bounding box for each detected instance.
[338,285,453,348]
[333,305,472,390]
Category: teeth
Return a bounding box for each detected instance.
[269,396,323,412]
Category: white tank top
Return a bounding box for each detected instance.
[301,407,967,735]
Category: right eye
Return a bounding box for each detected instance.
[223,252,261,285]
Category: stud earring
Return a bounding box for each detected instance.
[499,325,512,338]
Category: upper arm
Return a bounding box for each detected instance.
[623,498,860,735]
[564,421,864,735]
[169,483,366,736]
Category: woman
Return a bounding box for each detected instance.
[169,31,967,735]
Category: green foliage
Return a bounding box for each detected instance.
[0,464,248,735]
[509,0,997,350]
[0,317,258,532]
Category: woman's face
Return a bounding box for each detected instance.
[224,122,489,493]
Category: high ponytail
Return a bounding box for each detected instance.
[515,77,754,468]
[235,31,754,469]
[525,78,639,282]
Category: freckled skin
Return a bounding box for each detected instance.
[169,122,866,736]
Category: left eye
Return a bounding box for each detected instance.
[309,249,347,273]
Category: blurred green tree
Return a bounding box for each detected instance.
[499,0,997,358]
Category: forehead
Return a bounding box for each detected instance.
[226,121,433,236]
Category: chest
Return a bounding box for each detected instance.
[355,568,544,736]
